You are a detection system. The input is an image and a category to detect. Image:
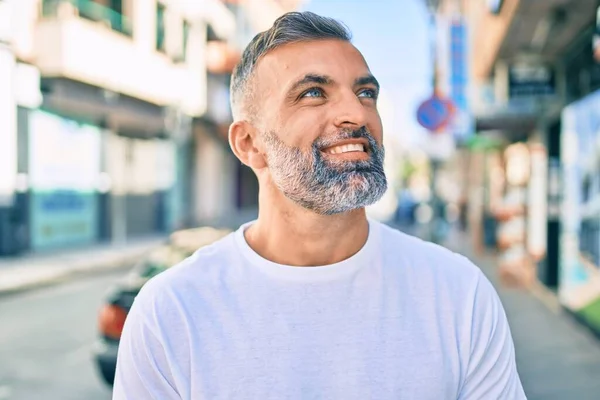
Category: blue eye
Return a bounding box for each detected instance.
[302,88,324,98]
[358,89,378,99]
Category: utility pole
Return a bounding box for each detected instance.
[421,0,467,244]
[423,0,446,244]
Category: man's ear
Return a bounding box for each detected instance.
[228,121,267,169]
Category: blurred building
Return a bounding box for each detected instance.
[366,89,404,222]
[195,0,306,228]
[462,0,600,333]
[0,0,304,256]
[406,0,474,240]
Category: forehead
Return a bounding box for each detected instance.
[255,39,371,89]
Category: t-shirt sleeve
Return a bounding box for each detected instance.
[112,288,181,400]
[458,271,527,400]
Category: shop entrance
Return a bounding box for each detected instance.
[540,119,561,289]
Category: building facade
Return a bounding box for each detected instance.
[0,0,303,256]
[466,0,600,332]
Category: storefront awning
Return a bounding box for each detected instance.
[41,78,165,138]
[498,0,597,62]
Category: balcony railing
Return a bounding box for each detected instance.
[42,0,133,37]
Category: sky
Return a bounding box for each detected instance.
[301,0,435,149]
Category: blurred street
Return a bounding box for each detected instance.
[444,230,600,400]
[0,271,123,400]
[1,0,600,398]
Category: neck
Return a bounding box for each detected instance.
[245,184,370,267]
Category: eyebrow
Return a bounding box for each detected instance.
[288,74,333,94]
[286,73,380,95]
[355,75,380,91]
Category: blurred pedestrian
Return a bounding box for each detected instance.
[113,11,525,400]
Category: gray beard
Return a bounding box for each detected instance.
[262,128,388,215]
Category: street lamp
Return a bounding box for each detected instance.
[423,0,440,91]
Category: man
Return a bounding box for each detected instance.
[113,11,526,400]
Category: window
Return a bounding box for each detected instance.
[564,26,600,101]
[110,0,122,14]
[182,20,190,61]
[156,3,166,52]
[42,0,132,36]
[109,0,123,34]
[486,0,504,15]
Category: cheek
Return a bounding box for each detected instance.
[279,109,328,148]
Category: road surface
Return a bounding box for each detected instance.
[0,271,125,400]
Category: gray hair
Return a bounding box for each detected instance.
[230,11,352,120]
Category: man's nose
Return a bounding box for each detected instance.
[332,93,369,128]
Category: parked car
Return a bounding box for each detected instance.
[92,226,231,387]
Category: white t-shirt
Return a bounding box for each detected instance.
[113,220,526,400]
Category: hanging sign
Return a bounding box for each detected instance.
[416,93,455,133]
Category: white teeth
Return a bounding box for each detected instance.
[327,144,365,154]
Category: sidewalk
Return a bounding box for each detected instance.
[0,210,260,297]
[0,236,165,296]
[441,228,600,400]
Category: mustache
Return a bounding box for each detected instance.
[313,126,378,151]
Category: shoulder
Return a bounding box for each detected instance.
[374,221,486,297]
[374,223,505,344]
[130,232,240,321]
[378,222,481,276]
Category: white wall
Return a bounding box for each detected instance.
[193,126,237,225]
[34,15,207,116]
[20,0,243,117]
[132,0,157,53]
[244,0,307,33]
[9,0,39,61]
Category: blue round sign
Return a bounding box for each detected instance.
[416,95,454,132]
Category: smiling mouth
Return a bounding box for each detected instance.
[321,139,371,155]
[325,143,365,154]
